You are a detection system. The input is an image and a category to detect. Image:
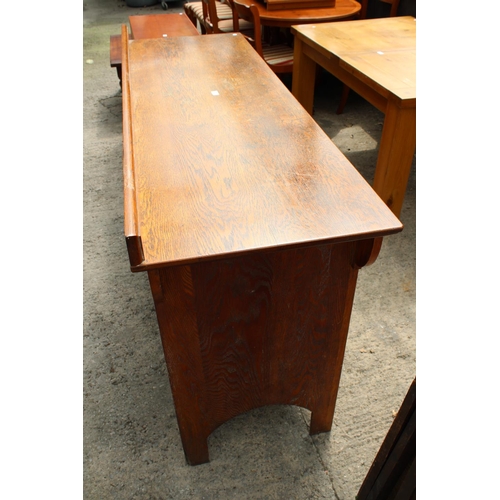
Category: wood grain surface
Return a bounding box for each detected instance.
[129,13,200,39]
[121,25,144,267]
[292,16,415,103]
[234,0,360,27]
[124,33,401,271]
[148,241,361,464]
[292,16,416,216]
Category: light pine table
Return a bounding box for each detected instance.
[292,16,416,217]
[121,27,402,465]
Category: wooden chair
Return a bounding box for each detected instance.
[202,0,253,34]
[232,0,294,76]
[336,0,401,114]
[357,0,401,22]
[184,0,233,34]
[379,0,401,17]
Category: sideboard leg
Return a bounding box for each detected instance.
[310,409,335,435]
[181,434,210,466]
[148,267,211,465]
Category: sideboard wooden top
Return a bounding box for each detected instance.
[123,33,402,271]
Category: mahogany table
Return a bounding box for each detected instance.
[292,16,416,217]
[235,0,361,27]
[110,13,199,87]
[128,12,200,39]
[121,27,402,465]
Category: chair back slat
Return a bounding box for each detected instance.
[232,0,263,56]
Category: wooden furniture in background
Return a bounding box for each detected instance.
[380,0,401,17]
[233,0,360,27]
[110,35,122,87]
[357,378,416,499]
[233,0,294,74]
[184,0,233,34]
[128,12,200,38]
[292,16,416,217]
[109,13,200,86]
[121,26,402,465]
[202,0,235,32]
[202,0,254,33]
[356,0,402,21]
[264,0,335,12]
[336,0,401,114]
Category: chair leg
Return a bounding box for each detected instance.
[117,66,122,89]
[336,84,350,114]
[390,0,400,17]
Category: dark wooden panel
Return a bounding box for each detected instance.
[264,0,335,12]
[150,242,361,464]
[357,378,416,500]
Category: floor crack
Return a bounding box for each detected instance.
[299,409,341,500]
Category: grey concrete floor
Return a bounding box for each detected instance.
[83,1,415,498]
